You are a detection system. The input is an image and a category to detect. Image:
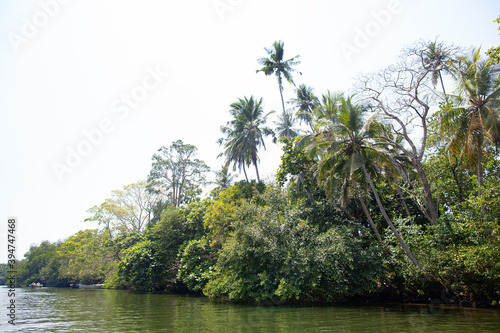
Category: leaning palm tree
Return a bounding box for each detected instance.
[219,96,274,182]
[438,48,500,192]
[301,95,421,267]
[257,40,301,137]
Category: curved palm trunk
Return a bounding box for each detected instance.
[254,161,260,182]
[361,163,421,268]
[251,152,260,182]
[439,72,447,99]
[414,163,439,225]
[353,183,382,242]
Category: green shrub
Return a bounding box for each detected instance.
[203,187,384,302]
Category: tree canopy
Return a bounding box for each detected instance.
[12,35,500,307]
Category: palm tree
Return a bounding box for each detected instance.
[422,40,456,98]
[314,91,344,122]
[290,84,317,131]
[257,40,301,137]
[302,95,421,267]
[219,96,274,182]
[274,109,301,142]
[213,165,236,190]
[217,137,250,181]
[438,48,500,192]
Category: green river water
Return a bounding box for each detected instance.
[2,286,500,332]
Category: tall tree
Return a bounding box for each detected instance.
[257,40,301,137]
[301,95,420,266]
[148,140,209,208]
[86,180,160,237]
[219,96,274,182]
[358,43,444,225]
[437,48,500,192]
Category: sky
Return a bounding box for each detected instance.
[1,0,499,262]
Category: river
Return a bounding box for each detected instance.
[2,286,500,332]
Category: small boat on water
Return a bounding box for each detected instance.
[29,282,43,288]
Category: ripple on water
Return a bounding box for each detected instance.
[1,287,500,333]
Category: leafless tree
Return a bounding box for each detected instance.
[355,42,461,225]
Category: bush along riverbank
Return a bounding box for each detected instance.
[9,37,500,307]
[11,180,500,307]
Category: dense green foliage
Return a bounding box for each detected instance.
[203,187,384,302]
[10,35,500,307]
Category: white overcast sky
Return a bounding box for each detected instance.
[1,0,499,262]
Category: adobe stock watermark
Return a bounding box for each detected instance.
[339,0,403,64]
[7,0,72,53]
[52,65,168,183]
[213,0,243,21]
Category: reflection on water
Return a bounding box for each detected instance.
[1,286,500,332]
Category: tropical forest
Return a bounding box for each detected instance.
[11,25,500,307]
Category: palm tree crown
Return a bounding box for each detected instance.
[438,48,500,189]
[218,96,274,182]
[257,40,301,137]
[422,40,456,97]
[213,165,236,190]
[300,94,421,267]
[290,84,318,131]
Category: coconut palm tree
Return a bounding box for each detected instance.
[438,48,500,192]
[217,137,250,181]
[302,95,421,267]
[213,165,236,190]
[290,84,317,131]
[257,40,301,137]
[274,109,301,142]
[314,91,344,122]
[219,96,274,182]
[422,40,456,98]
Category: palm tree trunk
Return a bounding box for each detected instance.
[353,183,382,242]
[414,163,439,225]
[361,163,421,268]
[450,163,464,202]
[242,163,248,182]
[254,160,260,182]
[278,75,290,137]
[477,145,483,196]
[439,72,447,99]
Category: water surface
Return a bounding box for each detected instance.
[1,286,499,332]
